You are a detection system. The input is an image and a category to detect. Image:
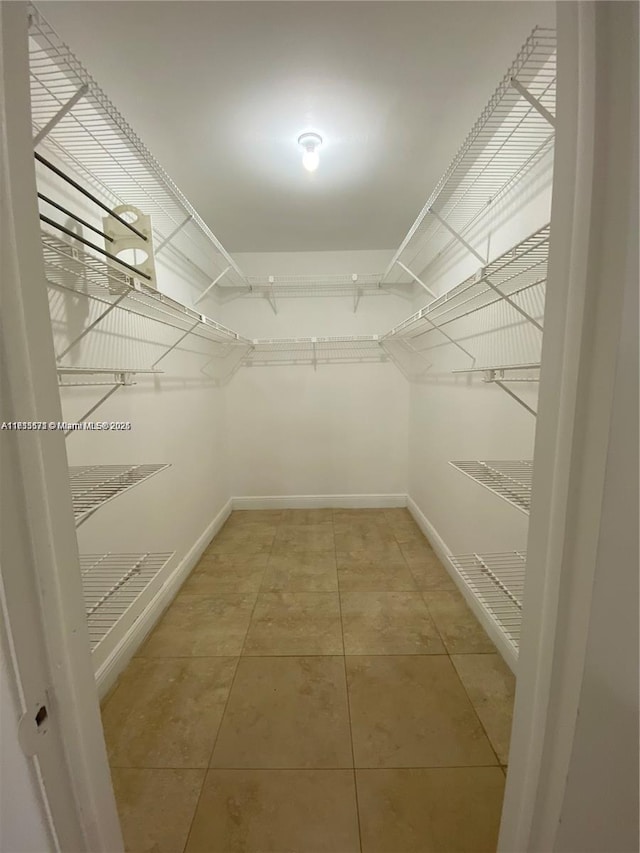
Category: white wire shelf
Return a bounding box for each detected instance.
[241,274,390,298]
[69,464,170,526]
[42,230,252,349]
[383,225,549,344]
[453,363,540,381]
[384,27,556,284]
[81,552,173,651]
[57,366,163,388]
[453,363,541,416]
[450,460,533,514]
[449,551,526,651]
[28,4,247,290]
[243,336,386,367]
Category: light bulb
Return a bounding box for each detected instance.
[302,148,319,172]
[298,132,322,173]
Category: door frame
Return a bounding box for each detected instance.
[500,2,638,849]
[1,4,123,850]
[2,2,636,851]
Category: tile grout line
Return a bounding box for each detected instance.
[181,511,279,853]
[333,511,364,853]
[391,518,507,772]
[415,542,506,770]
[113,508,509,852]
[447,654,505,770]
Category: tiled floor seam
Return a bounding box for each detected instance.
[334,518,364,853]
[181,527,276,853]
[419,592,505,765]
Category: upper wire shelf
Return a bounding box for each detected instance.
[57,367,163,388]
[383,224,549,343]
[383,27,556,284]
[453,363,541,380]
[450,459,533,514]
[449,551,526,651]
[241,274,390,298]
[28,4,247,290]
[81,551,173,651]
[244,336,386,366]
[70,463,170,526]
[42,230,252,349]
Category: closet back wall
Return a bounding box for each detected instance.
[216,251,412,503]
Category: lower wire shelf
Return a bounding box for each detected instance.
[70,464,170,526]
[449,551,526,653]
[81,552,173,652]
[449,460,533,514]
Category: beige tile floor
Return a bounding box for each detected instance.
[101,508,515,853]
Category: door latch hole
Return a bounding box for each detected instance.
[35,705,48,727]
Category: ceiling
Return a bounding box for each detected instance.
[43,1,555,254]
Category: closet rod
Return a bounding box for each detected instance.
[40,215,151,281]
[37,193,113,243]
[34,152,148,241]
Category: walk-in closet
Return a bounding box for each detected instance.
[2,2,638,852]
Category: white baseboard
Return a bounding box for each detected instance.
[232,493,407,510]
[95,497,233,699]
[407,496,518,673]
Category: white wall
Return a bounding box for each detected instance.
[215,251,412,501]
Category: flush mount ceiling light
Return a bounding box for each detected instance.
[297,132,323,172]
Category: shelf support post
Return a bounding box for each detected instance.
[352,275,362,313]
[154,215,193,255]
[33,84,89,147]
[483,276,544,331]
[152,319,201,367]
[193,265,232,305]
[428,208,487,265]
[510,76,556,127]
[265,276,278,315]
[411,312,476,362]
[55,292,128,361]
[64,384,123,437]
[489,376,538,418]
[395,261,438,299]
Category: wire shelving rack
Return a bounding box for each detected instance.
[449,459,533,515]
[70,464,170,526]
[383,224,549,346]
[57,366,163,388]
[81,552,173,651]
[243,336,386,367]
[448,551,526,652]
[42,231,253,353]
[383,27,556,285]
[28,4,247,292]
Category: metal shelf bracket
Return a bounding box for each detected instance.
[154,215,193,255]
[396,262,437,299]
[33,83,89,147]
[483,274,544,331]
[510,76,556,126]
[428,208,487,265]
[266,276,278,315]
[193,265,232,305]
[56,292,128,361]
[152,318,201,368]
[352,275,362,313]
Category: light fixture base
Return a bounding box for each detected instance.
[298,132,323,149]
